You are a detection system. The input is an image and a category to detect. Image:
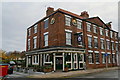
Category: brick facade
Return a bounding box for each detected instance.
[26,7,119,70]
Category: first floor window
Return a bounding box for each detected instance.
[102,54,106,64]
[88,36,92,48]
[28,39,30,50]
[65,53,71,61]
[112,42,114,50]
[33,36,37,49]
[95,53,99,64]
[101,39,105,49]
[107,41,110,50]
[94,37,98,48]
[44,33,48,46]
[88,53,94,64]
[66,32,72,45]
[28,57,31,64]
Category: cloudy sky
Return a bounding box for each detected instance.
[0,0,119,52]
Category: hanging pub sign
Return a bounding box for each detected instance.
[72,19,77,26]
[78,34,82,42]
[50,18,55,24]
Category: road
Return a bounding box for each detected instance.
[74,69,119,78]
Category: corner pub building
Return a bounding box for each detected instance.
[26,7,119,71]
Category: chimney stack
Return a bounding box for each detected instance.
[106,22,112,29]
[80,11,89,19]
[46,7,54,16]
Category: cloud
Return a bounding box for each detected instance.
[2,2,118,51]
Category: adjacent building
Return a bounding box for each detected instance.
[25,7,119,71]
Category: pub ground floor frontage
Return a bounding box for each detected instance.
[26,47,118,72]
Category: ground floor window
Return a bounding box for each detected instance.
[112,54,116,63]
[102,54,106,64]
[108,54,111,63]
[65,53,71,61]
[45,54,53,62]
[88,53,94,64]
[95,53,99,64]
[33,55,38,64]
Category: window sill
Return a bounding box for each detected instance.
[96,62,100,64]
[89,63,94,64]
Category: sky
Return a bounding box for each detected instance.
[0,0,119,52]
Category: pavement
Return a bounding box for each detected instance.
[28,67,119,78]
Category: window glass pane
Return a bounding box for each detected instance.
[87,22,91,32]
[88,53,94,64]
[44,18,49,29]
[34,24,37,33]
[66,32,71,45]
[44,34,48,46]
[65,15,71,26]
[77,20,82,29]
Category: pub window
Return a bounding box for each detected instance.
[65,15,71,26]
[28,28,31,36]
[88,36,92,48]
[106,40,110,50]
[105,29,109,36]
[87,22,91,32]
[93,25,97,33]
[33,55,38,64]
[88,53,94,64]
[44,33,48,46]
[95,53,99,64]
[101,39,105,49]
[66,32,72,45]
[108,54,111,63]
[112,54,115,63]
[28,39,30,50]
[77,19,82,29]
[102,53,106,64]
[34,24,37,33]
[33,36,37,49]
[44,18,49,29]
[94,37,98,48]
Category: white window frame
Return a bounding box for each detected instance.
[44,32,49,46]
[101,52,106,64]
[93,25,97,33]
[34,24,37,33]
[94,36,98,48]
[28,28,31,36]
[88,53,94,64]
[33,36,37,49]
[77,19,82,29]
[112,53,115,63]
[28,39,30,50]
[95,52,100,64]
[66,31,72,45]
[65,15,71,26]
[87,35,92,48]
[87,22,91,32]
[33,55,39,64]
[100,38,105,49]
[44,18,49,29]
[107,53,111,64]
[110,31,113,38]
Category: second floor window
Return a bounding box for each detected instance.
[28,39,30,50]
[65,15,71,26]
[66,32,72,45]
[115,33,118,39]
[33,36,37,49]
[44,18,49,29]
[93,25,97,33]
[77,19,82,29]
[88,36,92,48]
[106,29,109,36]
[101,39,105,49]
[87,22,91,32]
[94,37,98,48]
[100,27,104,35]
[110,31,113,38]
[44,33,48,46]
[28,28,31,36]
[34,24,37,33]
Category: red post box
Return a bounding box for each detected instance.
[0,64,8,77]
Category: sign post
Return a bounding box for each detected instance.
[105,53,108,68]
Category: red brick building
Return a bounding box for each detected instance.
[26,7,119,71]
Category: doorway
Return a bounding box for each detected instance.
[56,57,63,70]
